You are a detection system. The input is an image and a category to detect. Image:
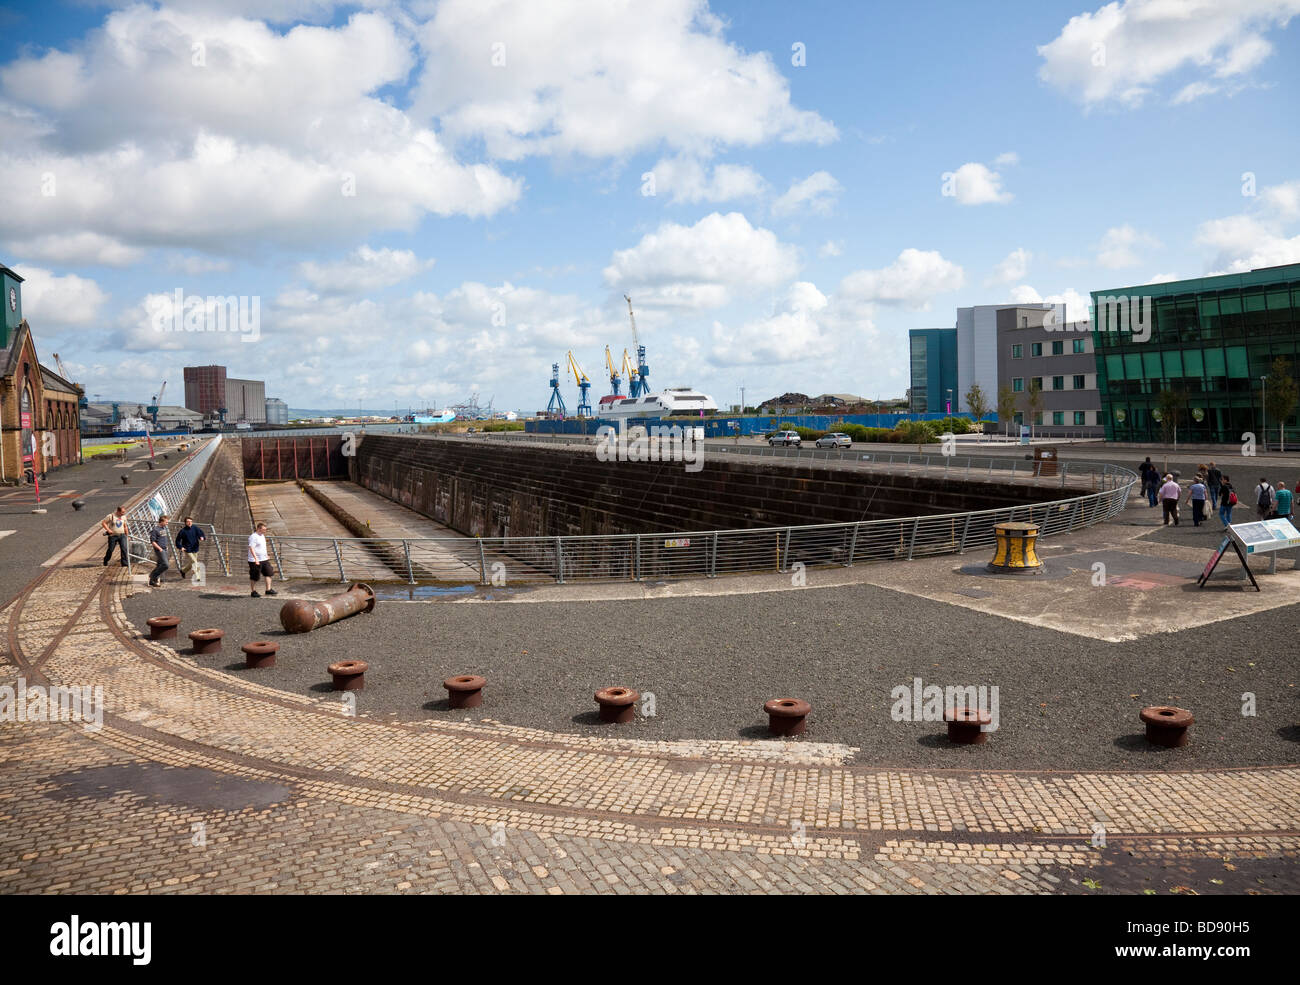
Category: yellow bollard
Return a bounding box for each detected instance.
[987,522,1044,574]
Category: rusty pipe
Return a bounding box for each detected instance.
[280,583,375,634]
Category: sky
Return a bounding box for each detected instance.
[1,0,1299,415]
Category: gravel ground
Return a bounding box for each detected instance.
[123,580,1300,770]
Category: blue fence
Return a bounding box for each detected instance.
[526,411,991,437]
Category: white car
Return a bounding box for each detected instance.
[815,432,851,448]
[768,430,801,447]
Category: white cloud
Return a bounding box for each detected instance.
[839,248,965,309]
[944,162,1012,205]
[988,247,1031,285]
[649,155,766,204]
[1008,284,1090,322]
[771,171,842,217]
[1096,224,1160,268]
[1037,0,1300,108]
[1197,211,1300,273]
[602,212,800,309]
[11,265,107,327]
[412,0,837,161]
[993,151,1019,166]
[4,232,143,267]
[298,245,435,294]
[708,281,832,367]
[1261,180,1300,220]
[1146,272,1180,283]
[167,255,233,275]
[0,8,521,256]
[818,240,843,258]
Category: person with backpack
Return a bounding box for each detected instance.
[1274,481,1293,523]
[1219,475,1237,527]
[1159,473,1182,526]
[1186,475,1208,527]
[1255,478,1275,520]
[1206,461,1222,510]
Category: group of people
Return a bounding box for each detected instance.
[1138,458,1294,529]
[99,508,278,596]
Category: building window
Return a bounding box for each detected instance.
[1012,377,1024,392]
[1034,412,1043,425]
[1021,316,1028,328]
[1011,344,1022,358]
[1032,377,1043,391]
[1052,376,1064,390]
[1074,411,1086,425]
[1053,412,1064,426]
[1031,342,1042,356]
[1072,338,1086,353]
[1073,374,1086,390]
[1051,340,1064,355]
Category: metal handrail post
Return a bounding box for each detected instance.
[634,534,641,581]
[907,516,920,560]
[477,540,487,585]
[269,538,284,581]
[404,540,415,584]
[333,539,346,582]
[846,522,859,566]
[959,513,971,552]
[554,536,564,584]
[781,527,792,571]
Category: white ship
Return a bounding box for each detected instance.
[596,387,717,420]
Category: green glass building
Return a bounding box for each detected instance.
[1093,263,1300,445]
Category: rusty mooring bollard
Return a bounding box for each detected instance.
[280,583,375,634]
[241,641,278,669]
[764,698,811,736]
[121,474,129,485]
[1140,706,1194,747]
[188,628,224,654]
[328,660,368,691]
[944,706,992,744]
[443,674,485,709]
[147,616,180,640]
[72,499,85,511]
[594,686,639,723]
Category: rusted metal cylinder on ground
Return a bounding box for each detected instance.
[594,686,639,723]
[147,616,180,639]
[1140,706,1193,747]
[280,583,375,634]
[188,628,224,654]
[242,641,278,669]
[764,698,811,736]
[329,660,368,690]
[944,706,992,744]
[444,675,485,708]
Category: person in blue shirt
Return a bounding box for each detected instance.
[1274,482,1293,522]
[174,516,207,579]
[1186,476,1208,527]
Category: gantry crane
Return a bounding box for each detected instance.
[567,350,593,418]
[624,295,649,397]
[621,348,638,394]
[604,346,622,396]
[546,362,567,419]
[146,380,166,426]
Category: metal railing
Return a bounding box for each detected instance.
[182,455,1136,586]
[124,437,222,574]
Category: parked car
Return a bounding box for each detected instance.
[815,432,851,448]
[768,430,801,447]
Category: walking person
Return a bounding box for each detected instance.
[1159,474,1182,526]
[1219,475,1237,527]
[148,514,170,587]
[247,521,278,598]
[1254,478,1275,520]
[1186,475,1208,527]
[1206,461,1222,511]
[101,505,128,566]
[1273,481,1293,523]
[174,516,206,579]
[1140,457,1158,507]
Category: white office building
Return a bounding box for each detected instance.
[954,303,1062,412]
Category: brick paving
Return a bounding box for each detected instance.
[2,495,1299,894]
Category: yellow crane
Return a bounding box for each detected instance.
[567,350,593,417]
[605,346,622,395]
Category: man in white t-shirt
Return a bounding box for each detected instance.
[247,521,277,598]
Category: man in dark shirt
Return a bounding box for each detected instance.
[174,516,206,579]
[1206,461,1222,511]
[149,514,170,588]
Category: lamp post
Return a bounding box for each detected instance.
[1261,375,1267,453]
[945,388,953,415]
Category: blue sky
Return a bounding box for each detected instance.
[2,0,1298,414]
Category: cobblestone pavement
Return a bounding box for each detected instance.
[2,502,1299,894]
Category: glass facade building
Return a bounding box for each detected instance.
[1092,263,1300,445]
[907,328,958,413]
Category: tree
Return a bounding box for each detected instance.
[996,384,1017,439]
[965,383,990,441]
[1153,387,1186,470]
[1264,356,1298,453]
[1021,379,1043,436]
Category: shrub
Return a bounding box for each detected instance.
[894,420,936,444]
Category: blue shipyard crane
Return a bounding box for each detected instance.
[624,295,649,397]
[546,362,567,418]
[604,346,622,396]
[567,350,593,418]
